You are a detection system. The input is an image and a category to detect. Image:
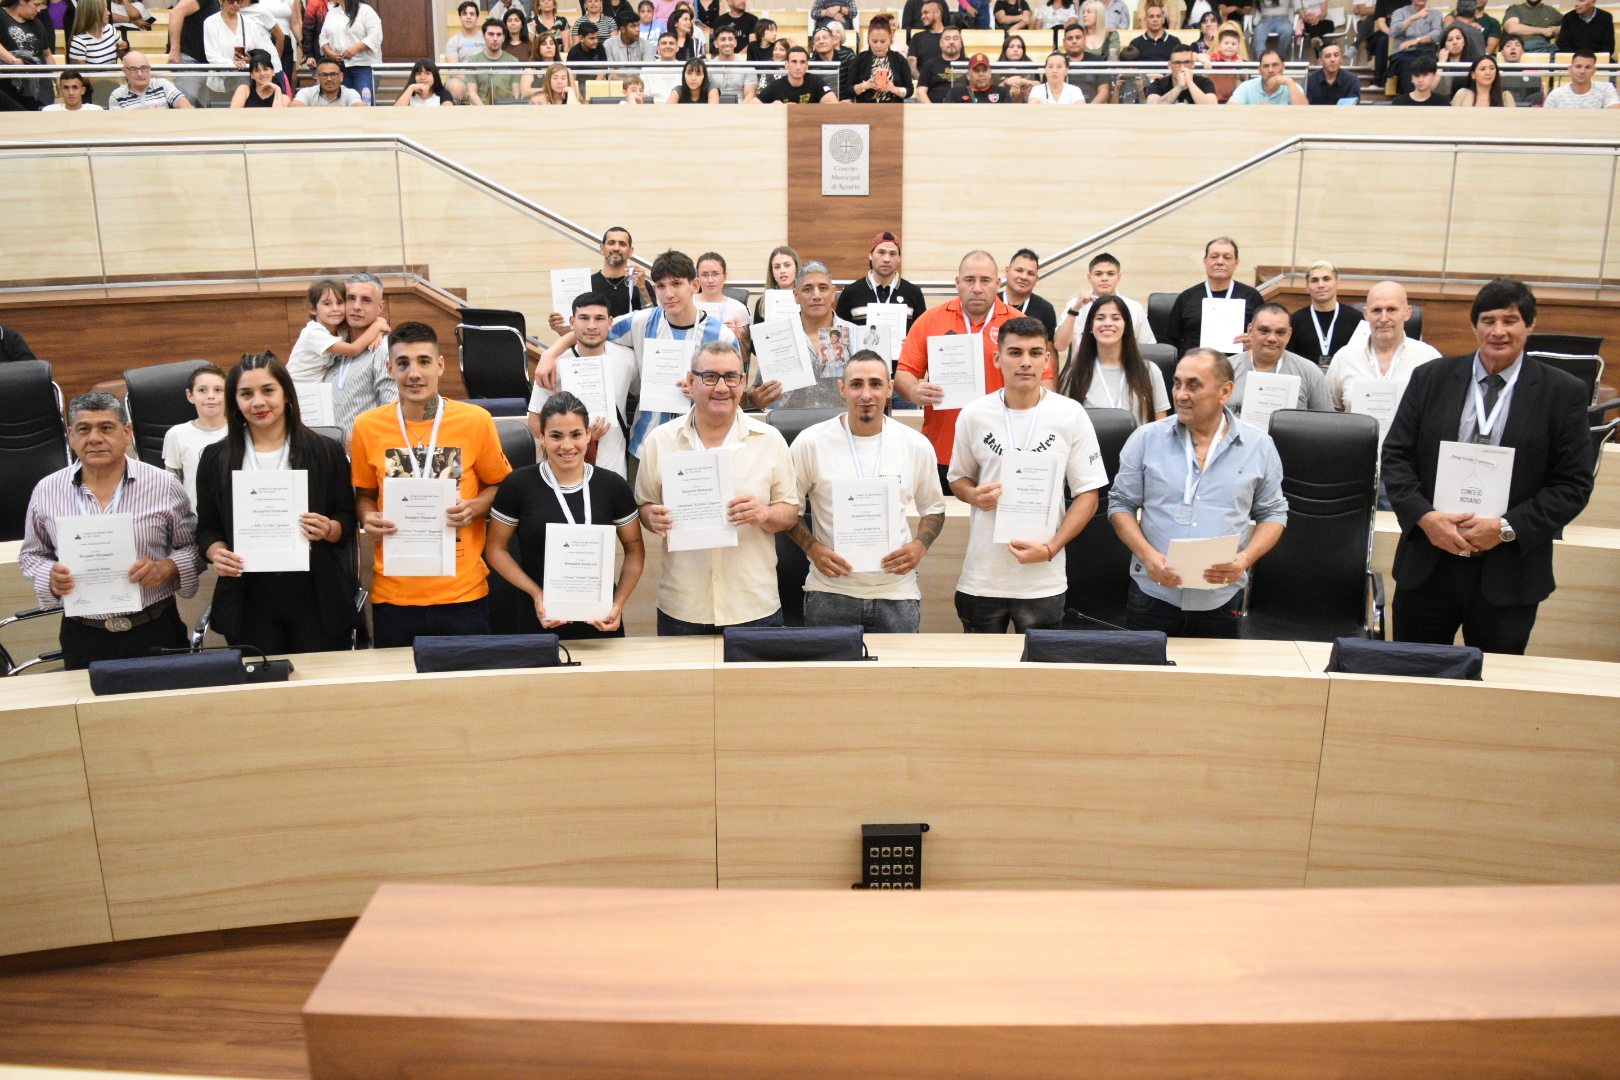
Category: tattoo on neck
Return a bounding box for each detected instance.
[421,396,438,419]
[916,512,945,550]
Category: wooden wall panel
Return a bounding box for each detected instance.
[1576,445,1620,529]
[243,149,407,274]
[88,152,257,280]
[0,154,102,286]
[786,104,905,281]
[1447,151,1615,283]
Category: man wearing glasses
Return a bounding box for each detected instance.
[108,51,195,108]
[634,340,800,636]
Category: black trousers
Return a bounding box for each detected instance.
[1124,579,1245,639]
[372,597,492,649]
[1391,553,1539,656]
[59,600,188,670]
[228,572,353,656]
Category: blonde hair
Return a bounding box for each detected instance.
[1216,19,1250,59]
[72,0,109,37]
[1080,0,1107,35]
[621,73,645,89]
[1306,260,1337,276]
[536,62,571,103]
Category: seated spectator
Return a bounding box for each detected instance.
[206,0,283,102]
[607,16,656,63]
[917,24,965,101]
[110,0,154,30]
[940,52,1018,100]
[997,0,1034,29]
[707,0,758,47]
[532,61,585,102]
[1493,34,1543,102]
[533,0,571,43]
[1073,0,1118,102]
[1227,304,1334,413]
[568,19,609,63]
[162,362,228,509]
[108,51,195,108]
[1387,0,1443,90]
[504,8,534,59]
[620,72,647,100]
[298,56,364,103]
[707,26,756,98]
[1059,296,1169,425]
[811,0,853,32]
[849,15,913,100]
[42,69,105,110]
[1503,0,1559,52]
[1037,0,1079,28]
[1436,23,1474,66]
[68,0,124,69]
[1558,0,1613,51]
[394,58,456,104]
[1028,50,1088,101]
[638,31,683,95]
[0,0,53,111]
[1192,8,1220,52]
[230,48,289,106]
[1391,50,1449,100]
[465,19,521,103]
[1103,0,1131,27]
[1440,9,1485,55]
[754,44,838,101]
[1307,42,1361,101]
[1228,47,1307,101]
[1131,2,1180,60]
[1250,0,1295,58]
[1447,0,1499,53]
[810,27,849,96]
[575,0,619,37]
[1545,50,1620,107]
[746,15,775,58]
[668,55,719,100]
[666,4,703,58]
[445,0,483,60]
[1452,52,1515,103]
[1146,43,1219,100]
[1299,1,1337,52]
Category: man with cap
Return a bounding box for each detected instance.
[836,232,929,333]
[939,53,1015,101]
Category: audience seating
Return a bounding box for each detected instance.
[124,359,209,469]
[456,309,531,403]
[1146,292,1176,345]
[0,360,68,543]
[1063,407,1137,630]
[1243,409,1383,642]
[1139,342,1178,401]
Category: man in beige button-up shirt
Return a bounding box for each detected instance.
[635,341,801,634]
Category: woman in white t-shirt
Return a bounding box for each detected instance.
[1058,295,1169,426]
[1027,51,1087,102]
[320,0,383,100]
[694,252,753,341]
[394,59,456,105]
[204,0,282,95]
[1036,0,1078,27]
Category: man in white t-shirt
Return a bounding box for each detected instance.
[161,362,228,508]
[1327,280,1440,411]
[1055,252,1157,367]
[1544,51,1620,108]
[42,70,104,110]
[789,351,947,633]
[947,316,1108,633]
[294,57,364,105]
[527,291,638,479]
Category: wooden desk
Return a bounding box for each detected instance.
[302,882,1620,1080]
[1574,444,1620,530]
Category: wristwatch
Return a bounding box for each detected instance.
[1499,518,1516,543]
[1066,309,1081,318]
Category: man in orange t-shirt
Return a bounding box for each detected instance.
[352,322,513,649]
[896,249,1057,489]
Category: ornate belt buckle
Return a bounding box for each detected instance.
[107,616,134,632]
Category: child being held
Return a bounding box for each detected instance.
[287,278,390,383]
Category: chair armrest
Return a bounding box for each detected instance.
[1368,570,1386,640]
[1588,397,1620,422]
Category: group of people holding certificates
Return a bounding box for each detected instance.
[16,253,1593,664]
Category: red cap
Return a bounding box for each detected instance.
[871,231,901,254]
[968,52,991,68]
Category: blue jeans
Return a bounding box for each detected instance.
[342,65,375,102]
[954,591,1066,634]
[1123,579,1243,639]
[1252,14,1293,57]
[372,597,491,649]
[657,608,784,636]
[803,591,922,634]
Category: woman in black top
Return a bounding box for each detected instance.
[486,392,645,638]
[195,351,358,654]
[847,16,912,101]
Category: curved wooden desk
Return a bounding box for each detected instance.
[4,637,1617,959]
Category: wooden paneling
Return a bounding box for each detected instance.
[786,104,904,281]
[303,882,1620,1080]
[1308,677,1620,887]
[375,0,435,62]
[715,653,1329,888]
[1576,444,1620,529]
[75,663,718,941]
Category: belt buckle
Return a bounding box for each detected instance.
[106,616,134,632]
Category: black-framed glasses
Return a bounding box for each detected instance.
[693,370,744,386]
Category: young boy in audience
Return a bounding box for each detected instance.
[287,278,391,383]
[620,73,646,101]
[162,362,228,508]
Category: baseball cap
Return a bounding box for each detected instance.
[968,52,991,69]
[871,231,901,253]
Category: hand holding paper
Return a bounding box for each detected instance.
[1165,533,1241,590]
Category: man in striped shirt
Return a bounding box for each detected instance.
[19,392,200,669]
[107,51,194,108]
[322,273,399,433]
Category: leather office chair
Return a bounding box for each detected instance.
[0,360,69,543]
[1146,292,1177,345]
[486,418,541,635]
[1243,409,1384,642]
[456,309,531,402]
[1063,407,1138,631]
[124,359,210,467]
[1524,350,1620,467]
[494,418,538,471]
[765,407,844,444]
[1139,343,1179,403]
[1350,301,1424,341]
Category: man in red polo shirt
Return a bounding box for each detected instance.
[896,249,1056,489]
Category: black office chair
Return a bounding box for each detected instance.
[722,286,751,308]
[764,407,844,443]
[307,425,345,448]
[0,360,69,543]
[1146,292,1177,345]
[456,310,531,401]
[484,419,561,634]
[1138,343,1179,402]
[125,359,209,467]
[1063,408,1137,631]
[459,307,527,339]
[494,418,537,470]
[1527,333,1602,357]
[1350,301,1424,341]
[1243,409,1384,642]
[1525,350,1620,465]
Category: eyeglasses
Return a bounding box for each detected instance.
[693,371,745,386]
[123,64,152,73]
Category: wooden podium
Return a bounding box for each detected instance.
[303,883,1620,1079]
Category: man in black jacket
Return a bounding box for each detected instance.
[0,325,37,363]
[1163,237,1265,356]
[1381,278,1593,654]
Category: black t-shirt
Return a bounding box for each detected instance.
[177,0,220,61]
[1391,91,1450,105]
[942,82,1015,101]
[591,270,647,317]
[489,464,638,592]
[711,8,759,45]
[1166,281,1264,355]
[994,0,1030,22]
[568,41,608,61]
[849,49,915,101]
[908,28,942,66]
[835,276,929,330]
[901,0,926,27]
[1145,72,1217,100]
[746,40,776,59]
[0,326,37,364]
[1129,31,1179,60]
[757,71,832,101]
[1289,303,1364,363]
[0,7,50,103]
[1005,292,1058,340]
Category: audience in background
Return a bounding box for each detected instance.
[1545,50,1620,107]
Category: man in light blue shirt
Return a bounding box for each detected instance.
[1109,348,1290,637]
[1228,48,1308,102]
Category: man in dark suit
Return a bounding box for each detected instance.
[1381,278,1593,654]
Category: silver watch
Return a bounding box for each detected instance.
[1499,518,1516,543]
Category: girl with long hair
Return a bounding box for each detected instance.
[752,245,800,322]
[1451,53,1513,106]
[530,61,581,102]
[503,7,532,59]
[229,47,288,105]
[1059,296,1168,426]
[396,57,455,104]
[669,55,719,101]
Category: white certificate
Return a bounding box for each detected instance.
[753,317,817,394]
[550,267,593,316]
[695,300,728,323]
[661,448,738,552]
[55,513,140,616]
[762,290,800,323]
[381,476,458,577]
[992,449,1059,545]
[294,381,335,428]
[1199,297,1247,354]
[1239,371,1301,431]
[558,351,614,424]
[542,522,615,623]
[232,469,309,573]
[864,303,909,364]
[1434,440,1515,518]
[1166,533,1241,591]
[637,338,694,416]
[1345,379,1409,447]
[926,334,985,410]
[831,477,896,574]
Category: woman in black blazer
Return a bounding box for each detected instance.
[195,351,359,654]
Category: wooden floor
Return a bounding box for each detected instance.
[0,935,345,1079]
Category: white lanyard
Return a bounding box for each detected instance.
[1095,364,1126,410]
[394,398,446,479]
[1001,290,1031,315]
[244,439,291,471]
[1312,304,1340,358]
[961,307,990,336]
[867,273,897,304]
[1001,388,1045,452]
[1471,358,1521,440]
[1368,339,1402,380]
[1203,282,1234,300]
[541,461,591,525]
[843,414,884,479]
[1181,414,1228,508]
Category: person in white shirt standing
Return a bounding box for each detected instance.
[320,0,381,102]
[1327,280,1441,411]
[948,316,1108,633]
[527,291,638,480]
[788,351,947,633]
[161,362,228,508]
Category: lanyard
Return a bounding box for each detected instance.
[1368,339,1402,380]
[1181,414,1228,508]
[866,273,896,305]
[1203,282,1234,300]
[244,439,291,471]
[1095,364,1126,410]
[961,307,991,336]
[1001,388,1045,452]
[541,461,591,525]
[395,398,446,479]
[1001,291,1031,314]
[843,414,884,479]
[1311,304,1340,358]
[1472,358,1521,440]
